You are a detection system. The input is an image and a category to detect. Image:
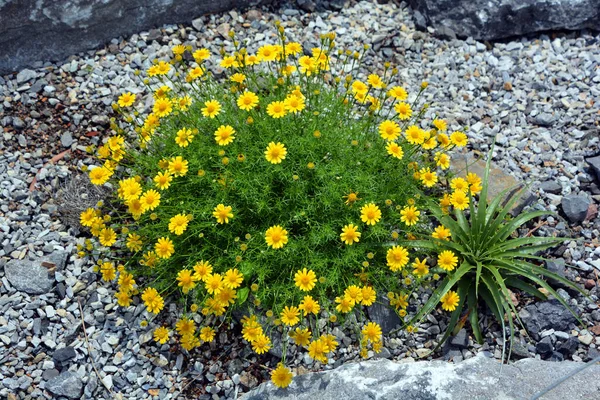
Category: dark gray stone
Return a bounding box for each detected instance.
[52,346,77,365]
[549,351,564,362]
[366,302,402,334]
[4,258,54,295]
[561,195,591,224]
[510,340,531,359]
[557,336,579,357]
[545,258,570,289]
[540,181,562,195]
[297,0,316,12]
[242,355,600,400]
[587,156,600,182]
[45,371,83,399]
[407,0,600,41]
[518,299,578,340]
[535,336,553,356]
[449,329,469,349]
[0,0,275,74]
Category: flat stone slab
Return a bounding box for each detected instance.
[4,258,55,295]
[242,354,600,400]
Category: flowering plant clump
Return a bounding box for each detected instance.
[79,24,473,388]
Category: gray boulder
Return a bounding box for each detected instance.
[407,0,600,40]
[45,371,83,399]
[587,156,600,182]
[4,258,55,295]
[243,354,600,399]
[0,0,275,74]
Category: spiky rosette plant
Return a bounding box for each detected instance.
[78,24,475,387]
[407,148,584,360]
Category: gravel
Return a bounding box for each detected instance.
[1,0,600,399]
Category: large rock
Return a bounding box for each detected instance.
[407,0,600,41]
[243,354,600,399]
[452,152,535,216]
[0,0,274,74]
[45,371,83,399]
[4,258,55,295]
[561,195,591,224]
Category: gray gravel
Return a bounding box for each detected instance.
[1,1,600,399]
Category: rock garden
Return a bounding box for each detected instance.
[1,1,600,399]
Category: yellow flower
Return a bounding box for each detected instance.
[193,48,211,62]
[280,306,300,326]
[264,142,287,164]
[387,86,407,100]
[340,224,361,245]
[140,189,161,212]
[298,56,316,75]
[438,133,451,148]
[386,245,409,271]
[394,102,412,120]
[450,190,469,210]
[343,191,360,206]
[286,41,302,55]
[100,261,116,281]
[118,271,136,293]
[153,327,170,344]
[257,44,278,62]
[351,80,368,95]
[438,250,458,271]
[344,285,363,305]
[177,269,196,293]
[176,96,192,111]
[419,168,438,187]
[335,296,353,313]
[284,95,305,113]
[412,258,429,277]
[422,135,437,150]
[362,322,382,343]
[267,101,286,118]
[88,166,111,185]
[202,100,221,118]
[141,287,164,314]
[299,295,320,315]
[450,131,468,147]
[360,286,377,306]
[188,66,204,80]
[390,292,409,309]
[204,273,223,295]
[265,225,288,249]
[176,317,196,336]
[441,290,460,311]
[378,120,400,141]
[153,171,173,190]
[400,205,420,226]
[386,142,404,159]
[435,152,450,170]
[213,204,233,224]
[116,290,131,307]
[271,363,293,388]
[169,213,190,235]
[450,177,469,193]
[220,55,237,68]
[237,91,259,111]
[252,334,272,354]
[223,268,244,289]
[433,119,447,131]
[80,208,97,227]
[307,338,329,363]
[214,125,236,146]
[117,92,136,107]
[432,225,451,241]
[230,73,246,83]
[367,74,384,88]
[155,237,175,259]
[153,98,173,118]
[360,203,382,226]
[181,333,200,350]
[199,326,215,342]
[294,268,317,291]
[168,156,189,177]
[175,128,194,147]
[193,260,213,282]
[118,178,142,200]
[405,125,426,144]
[291,327,311,347]
[99,228,117,247]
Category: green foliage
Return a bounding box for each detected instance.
[408,148,584,359]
